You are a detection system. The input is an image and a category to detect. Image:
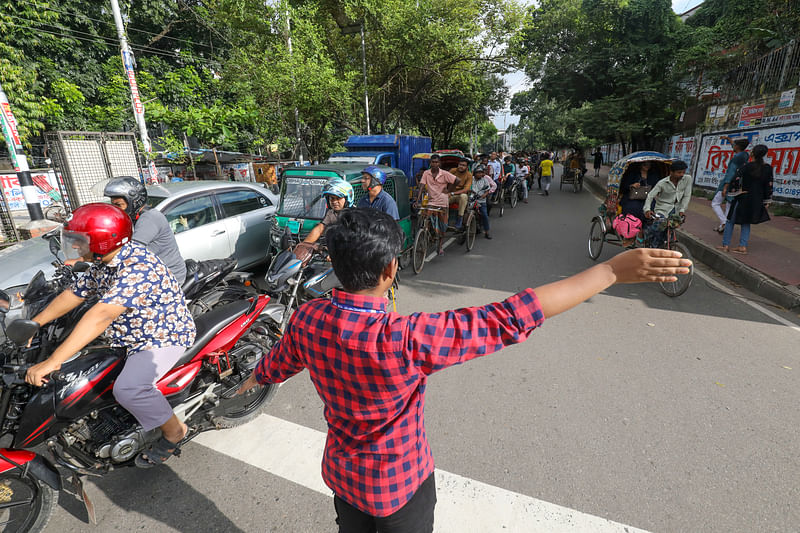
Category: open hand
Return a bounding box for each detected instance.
[604,248,692,284]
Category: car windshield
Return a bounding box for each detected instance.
[279,177,328,219]
[146,195,166,209]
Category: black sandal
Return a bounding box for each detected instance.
[135,436,183,468]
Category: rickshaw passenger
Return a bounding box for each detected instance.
[502,156,516,190]
[620,161,662,223]
[471,165,496,239]
[487,152,503,185]
[419,154,461,255]
[358,166,399,220]
[449,158,473,230]
[302,178,354,245]
[644,160,692,248]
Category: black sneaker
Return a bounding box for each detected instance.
[484,232,492,239]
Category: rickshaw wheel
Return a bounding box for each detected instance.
[659,242,693,297]
[510,185,518,208]
[573,177,579,193]
[588,218,605,260]
[498,189,505,217]
[412,227,428,274]
[465,213,477,251]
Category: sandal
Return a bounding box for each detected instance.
[716,245,729,252]
[732,247,748,255]
[135,436,183,468]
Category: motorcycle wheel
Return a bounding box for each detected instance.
[208,336,279,429]
[0,472,56,533]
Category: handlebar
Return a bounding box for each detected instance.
[2,364,64,387]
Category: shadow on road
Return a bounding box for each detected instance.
[56,463,245,533]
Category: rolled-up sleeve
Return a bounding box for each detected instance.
[407,288,545,374]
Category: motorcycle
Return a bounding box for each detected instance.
[0,260,280,532]
[181,257,259,316]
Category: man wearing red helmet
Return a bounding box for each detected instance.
[25,203,196,467]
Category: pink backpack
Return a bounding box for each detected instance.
[612,214,642,239]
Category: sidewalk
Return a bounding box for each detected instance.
[584,165,800,311]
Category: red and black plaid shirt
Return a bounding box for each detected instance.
[254,287,545,516]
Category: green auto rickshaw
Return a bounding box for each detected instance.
[269,163,414,255]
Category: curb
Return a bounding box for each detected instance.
[582,173,800,312]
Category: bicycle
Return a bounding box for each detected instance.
[412,205,447,274]
[588,212,693,297]
[455,191,481,252]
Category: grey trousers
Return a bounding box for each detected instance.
[113,345,186,431]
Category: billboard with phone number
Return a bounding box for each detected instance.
[693,124,800,203]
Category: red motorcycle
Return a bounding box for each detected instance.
[0,263,283,532]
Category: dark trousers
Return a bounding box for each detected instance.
[334,473,436,533]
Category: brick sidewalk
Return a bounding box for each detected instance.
[584,164,800,309]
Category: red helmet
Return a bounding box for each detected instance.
[61,203,133,260]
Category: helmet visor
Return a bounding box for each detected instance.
[61,228,92,261]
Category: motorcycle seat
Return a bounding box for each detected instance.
[173,299,251,368]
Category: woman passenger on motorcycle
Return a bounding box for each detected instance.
[24,203,196,468]
[302,178,354,245]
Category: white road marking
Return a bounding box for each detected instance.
[425,236,456,262]
[194,414,649,532]
[694,268,800,334]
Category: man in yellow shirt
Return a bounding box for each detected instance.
[538,153,554,196]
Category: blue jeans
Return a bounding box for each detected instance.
[477,203,490,232]
[722,203,751,247]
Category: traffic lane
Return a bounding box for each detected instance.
[400,188,800,530]
[47,433,333,533]
[413,174,800,328]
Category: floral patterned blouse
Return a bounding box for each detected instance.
[72,241,196,353]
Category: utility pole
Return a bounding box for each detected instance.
[110,0,158,182]
[285,8,304,165]
[360,24,370,135]
[0,82,44,223]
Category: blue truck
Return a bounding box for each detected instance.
[327,135,432,184]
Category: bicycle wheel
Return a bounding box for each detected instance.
[659,241,693,297]
[588,218,605,260]
[510,185,518,208]
[412,227,428,274]
[498,188,505,217]
[573,176,579,193]
[465,213,477,251]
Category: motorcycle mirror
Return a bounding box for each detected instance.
[6,319,39,346]
[72,261,91,273]
[0,290,9,314]
[48,235,61,258]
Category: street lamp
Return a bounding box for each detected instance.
[341,22,370,135]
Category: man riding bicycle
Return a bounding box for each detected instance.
[418,154,461,256]
[25,203,196,467]
[644,160,692,249]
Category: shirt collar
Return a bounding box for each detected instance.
[331,288,388,313]
[106,241,136,269]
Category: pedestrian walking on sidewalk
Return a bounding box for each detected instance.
[238,208,691,533]
[718,144,773,255]
[712,137,749,233]
[592,148,603,177]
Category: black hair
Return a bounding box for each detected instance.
[734,139,748,150]
[751,144,768,170]
[671,160,688,171]
[430,154,441,162]
[326,208,404,292]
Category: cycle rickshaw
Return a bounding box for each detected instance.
[586,151,694,297]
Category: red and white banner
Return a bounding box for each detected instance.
[694,124,800,201]
[0,171,62,211]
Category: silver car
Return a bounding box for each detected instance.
[0,180,277,308]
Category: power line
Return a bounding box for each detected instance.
[13,0,216,51]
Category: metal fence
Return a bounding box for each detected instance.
[718,40,800,102]
[45,131,141,212]
[0,186,19,248]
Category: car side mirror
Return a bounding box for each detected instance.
[6,319,39,346]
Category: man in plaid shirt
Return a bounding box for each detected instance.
[240,209,690,532]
